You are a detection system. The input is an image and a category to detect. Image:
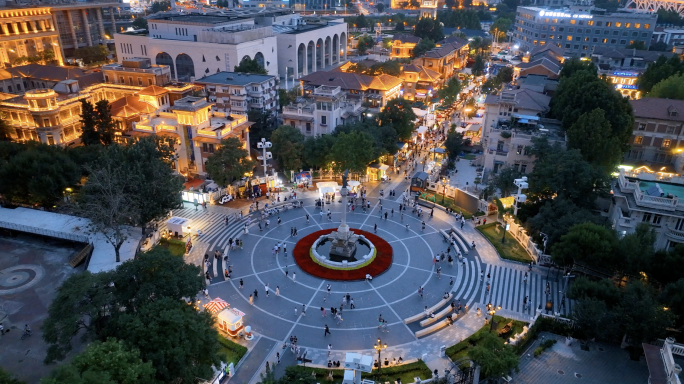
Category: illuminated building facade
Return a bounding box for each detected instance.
[389,34,421,59]
[0,7,64,68]
[512,6,657,57]
[412,36,469,82]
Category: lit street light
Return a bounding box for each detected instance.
[373,338,387,374]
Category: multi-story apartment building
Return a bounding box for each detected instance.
[390,34,421,59]
[114,9,347,84]
[480,88,563,174]
[610,168,684,250]
[102,58,172,88]
[282,85,364,136]
[412,36,469,81]
[512,6,657,58]
[299,70,402,111]
[193,71,278,115]
[0,64,103,94]
[132,96,251,176]
[626,98,684,172]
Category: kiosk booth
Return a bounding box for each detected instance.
[411,171,429,193]
[204,298,245,338]
[166,217,191,238]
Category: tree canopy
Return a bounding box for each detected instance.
[566,108,624,172]
[270,125,305,173]
[467,333,519,378]
[471,55,485,76]
[204,137,255,186]
[357,34,376,55]
[438,77,462,105]
[234,56,268,75]
[329,131,376,174]
[437,9,481,29]
[551,222,618,267]
[378,98,417,140]
[414,17,445,42]
[489,17,511,42]
[41,339,155,384]
[648,73,684,100]
[558,57,597,79]
[412,38,436,58]
[637,55,684,93]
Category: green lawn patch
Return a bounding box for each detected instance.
[419,193,473,219]
[287,360,432,384]
[476,223,533,263]
[462,154,476,160]
[156,238,186,257]
[217,334,248,366]
[446,315,529,362]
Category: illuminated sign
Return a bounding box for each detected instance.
[538,10,592,19]
[616,84,638,90]
[612,71,639,77]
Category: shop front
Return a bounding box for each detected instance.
[367,163,390,181]
[182,189,207,204]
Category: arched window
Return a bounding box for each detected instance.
[254,52,265,68]
[156,52,175,79]
[176,53,195,82]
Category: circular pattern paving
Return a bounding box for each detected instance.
[0,264,45,295]
[293,228,393,280]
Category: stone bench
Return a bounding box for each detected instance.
[449,227,470,254]
[451,227,472,250]
[419,304,455,327]
[404,293,452,324]
[415,319,449,338]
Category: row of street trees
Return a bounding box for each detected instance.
[266,98,417,177]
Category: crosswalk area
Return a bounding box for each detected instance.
[477,264,573,317]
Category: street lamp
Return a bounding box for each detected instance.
[373,338,387,374]
[501,214,508,244]
[441,177,448,204]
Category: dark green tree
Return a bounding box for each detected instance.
[0,367,25,384]
[302,134,336,169]
[375,2,385,12]
[414,17,445,42]
[42,247,205,363]
[471,55,485,76]
[551,222,618,268]
[0,144,79,207]
[204,137,255,186]
[437,9,481,29]
[572,298,611,346]
[527,197,604,251]
[444,130,468,160]
[438,77,462,105]
[411,38,436,58]
[270,125,305,173]
[234,56,268,75]
[73,45,109,65]
[378,98,417,140]
[355,14,369,29]
[614,282,676,345]
[661,278,684,328]
[95,100,116,146]
[277,85,300,111]
[487,166,521,197]
[566,108,623,171]
[132,17,148,30]
[559,58,597,79]
[467,333,519,378]
[637,55,683,93]
[497,66,514,83]
[329,131,376,174]
[649,73,684,100]
[357,34,376,54]
[80,99,100,146]
[489,17,511,42]
[551,70,634,148]
[247,110,275,147]
[650,41,670,52]
[616,223,656,278]
[0,113,14,141]
[108,297,220,384]
[567,277,622,308]
[41,339,155,384]
[626,41,646,50]
[367,60,402,76]
[649,245,684,286]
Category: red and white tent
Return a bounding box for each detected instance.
[204,297,229,314]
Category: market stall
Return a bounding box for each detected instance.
[347,180,362,196]
[166,217,191,238]
[367,163,390,181]
[204,298,245,338]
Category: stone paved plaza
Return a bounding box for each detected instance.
[164,179,572,383]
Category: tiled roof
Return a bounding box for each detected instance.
[517,58,561,74]
[591,46,675,62]
[393,34,421,44]
[631,98,684,123]
[422,37,468,59]
[300,71,402,91]
[110,95,156,118]
[138,85,169,96]
[484,88,551,112]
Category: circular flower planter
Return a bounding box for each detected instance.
[293,228,393,281]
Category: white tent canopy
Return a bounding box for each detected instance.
[416,126,428,134]
[412,108,428,117]
[347,180,361,187]
[319,187,335,195]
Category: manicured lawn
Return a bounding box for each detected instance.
[288,360,432,384]
[419,193,474,219]
[446,315,529,362]
[476,223,533,263]
[462,154,476,160]
[156,238,186,257]
[217,334,248,366]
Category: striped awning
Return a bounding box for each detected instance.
[204,298,229,314]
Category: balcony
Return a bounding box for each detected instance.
[195,115,247,140]
[617,171,681,211]
[666,225,684,241]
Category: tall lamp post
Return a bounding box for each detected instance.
[374,338,387,375]
[501,214,508,244]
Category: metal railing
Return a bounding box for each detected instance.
[0,220,89,243]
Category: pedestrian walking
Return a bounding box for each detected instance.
[437,266,442,279]
[239,278,244,289]
[480,270,484,281]
[306,214,310,224]
[449,277,454,287]
[374,223,377,233]
[254,289,258,299]
[292,272,296,283]
[391,208,394,217]
[265,284,270,297]
[523,272,528,284]
[249,294,254,305]
[328,344,332,356]
[285,265,289,278]
[350,298,355,309]
[324,325,331,336]
[276,286,280,296]
[294,307,298,316]
[422,221,426,231]
[321,307,326,317]
[418,286,424,298]
[302,304,306,316]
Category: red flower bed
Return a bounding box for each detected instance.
[293,228,394,281]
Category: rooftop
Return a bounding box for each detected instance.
[630,98,684,123]
[194,71,275,86]
[484,88,551,112]
[591,46,675,62]
[300,71,402,92]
